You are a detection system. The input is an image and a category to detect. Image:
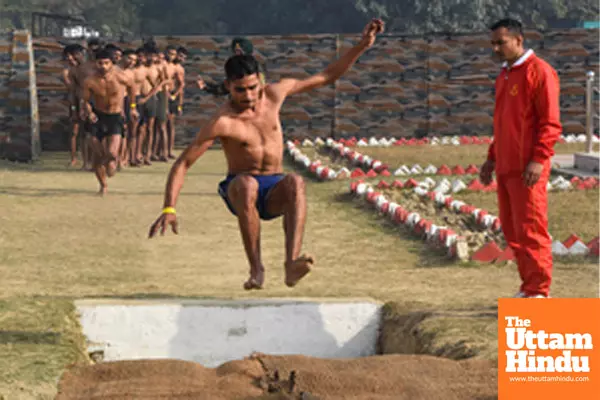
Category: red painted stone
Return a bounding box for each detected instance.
[496,246,516,262]
[437,165,452,175]
[366,169,378,178]
[404,178,419,188]
[468,178,485,191]
[376,180,390,189]
[350,168,365,178]
[563,233,582,249]
[471,241,504,263]
[392,180,404,189]
[381,202,390,214]
[587,237,600,257]
[465,164,480,174]
[452,165,466,175]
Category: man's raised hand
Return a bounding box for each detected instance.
[361,18,385,47]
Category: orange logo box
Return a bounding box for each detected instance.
[498,298,600,400]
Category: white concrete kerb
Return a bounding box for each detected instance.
[75,298,383,368]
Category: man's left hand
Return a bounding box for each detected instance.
[523,161,544,187]
[361,18,385,48]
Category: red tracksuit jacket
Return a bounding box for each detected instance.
[487,50,562,175]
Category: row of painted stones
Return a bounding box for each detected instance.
[349,180,600,262]
[286,140,599,194]
[291,133,600,148]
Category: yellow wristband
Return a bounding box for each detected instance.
[177,105,182,110]
[130,103,137,109]
[162,207,176,215]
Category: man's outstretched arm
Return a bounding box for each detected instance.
[148,116,223,238]
[163,118,221,208]
[273,18,384,98]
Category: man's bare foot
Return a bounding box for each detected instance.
[151,155,159,161]
[97,186,107,196]
[144,159,152,166]
[243,267,265,290]
[168,154,176,159]
[68,159,77,167]
[285,255,314,287]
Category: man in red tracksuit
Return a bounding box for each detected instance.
[480,18,562,298]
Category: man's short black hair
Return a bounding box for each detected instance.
[122,49,135,57]
[63,44,84,58]
[177,46,188,55]
[95,48,114,62]
[166,45,177,52]
[490,18,524,36]
[135,47,145,55]
[87,38,102,47]
[104,43,122,53]
[144,46,158,55]
[225,54,260,81]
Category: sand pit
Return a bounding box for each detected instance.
[62,298,498,399]
[55,353,497,399]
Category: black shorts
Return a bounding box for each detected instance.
[156,91,168,123]
[168,96,179,115]
[141,95,157,124]
[92,110,124,141]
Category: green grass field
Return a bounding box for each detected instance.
[0,148,598,399]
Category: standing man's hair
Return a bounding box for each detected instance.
[95,49,114,62]
[490,18,524,36]
[63,44,84,59]
[225,54,260,81]
[122,49,135,57]
[231,37,254,54]
[166,45,176,52]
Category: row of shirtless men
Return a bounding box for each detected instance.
[61,38,187,181]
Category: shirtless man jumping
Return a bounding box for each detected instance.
[81,48,139,195]
[149,19,384,289]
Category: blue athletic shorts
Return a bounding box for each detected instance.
[218,174,285,220]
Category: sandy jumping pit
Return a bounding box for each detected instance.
[55,352,497,400]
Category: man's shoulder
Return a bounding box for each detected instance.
[526,55,559,82]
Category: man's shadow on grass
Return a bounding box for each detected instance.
[0,330,61,345]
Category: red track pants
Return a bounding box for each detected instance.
[496,172,553,297]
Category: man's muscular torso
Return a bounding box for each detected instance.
[132,66,147,97]
[85,71,129,114]
[122,68,139,96]
[217,86,285,175]
[164,62,180,96]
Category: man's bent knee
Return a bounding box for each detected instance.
[282,173,305,199]
[229,175,259,209]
